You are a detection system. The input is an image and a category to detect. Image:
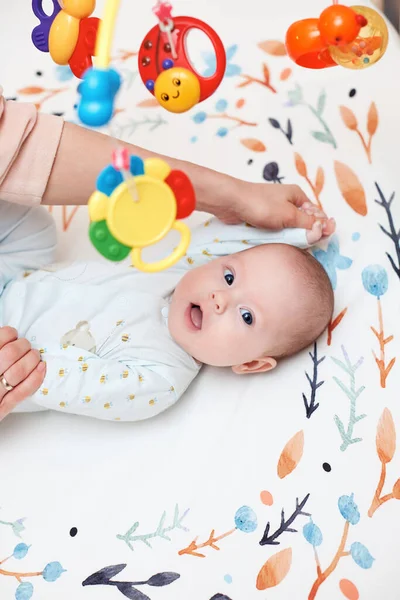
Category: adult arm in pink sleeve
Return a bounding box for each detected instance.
[0,92,320,231]
[0,90,64,206]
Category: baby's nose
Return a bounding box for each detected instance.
[210,291,227,313]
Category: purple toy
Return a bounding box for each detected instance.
[31,0,61,53]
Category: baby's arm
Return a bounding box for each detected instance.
[30,347,180,422]
[175,210,332,272]
[0,200,56,287]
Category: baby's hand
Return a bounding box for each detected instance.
[0,327,46,421]
[302,203,336,244]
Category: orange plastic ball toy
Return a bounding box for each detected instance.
[285,18,337,68]
[318,4,366,46]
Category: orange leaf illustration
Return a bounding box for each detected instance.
[258,40,287,56]
[376,407,396,464]
[256,548,292,590]
[339,579,359,600]
[315,167,325,196]
[137,98,159,108]
[240,139,266,152]
[262,63,270,85]
[392,478,400,499]
[277,430,304,479]
[17,86,46,95]
[236,98,245,109]
[334,161,367,216]
[340,106,358,130]
[367,101,378,136]
[294,153,308,178]
[280,67,292,81]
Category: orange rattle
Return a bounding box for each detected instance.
[286,3,388,70]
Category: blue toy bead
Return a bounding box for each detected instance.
[145,79,155,91]
[130,155,145,176]
[77,67,121,127]
[97,165,123,196]
[162,59,174,70]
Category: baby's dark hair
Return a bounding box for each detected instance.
[271,246,334,359]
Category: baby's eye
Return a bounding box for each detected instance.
[224,269,234,286]
[172,78,181,87]
[161,93,169,102]
[240,308,253,326]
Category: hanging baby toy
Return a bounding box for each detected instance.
[31,0,100,79]
[285,2,388,69]
[87,148,196,273]
[138,1,227,113]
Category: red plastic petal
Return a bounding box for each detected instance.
[165,170,196,219]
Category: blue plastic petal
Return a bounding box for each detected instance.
[97,165,123,195]
[130,155,145,176]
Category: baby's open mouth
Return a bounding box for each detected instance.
[190,304,203,330]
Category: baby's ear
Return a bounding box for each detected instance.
[232,357,277,375]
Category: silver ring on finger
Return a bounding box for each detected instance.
[1,375,14,393]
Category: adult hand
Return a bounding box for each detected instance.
[0,327,46,421]
[215,181,336,235]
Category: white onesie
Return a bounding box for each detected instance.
[0,200,309,421]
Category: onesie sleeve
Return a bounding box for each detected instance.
[0,200,57,289]
[30,346,182,422]
[0,91,64,206]
[174,217,309,272]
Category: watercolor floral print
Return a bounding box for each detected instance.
[2,8,399,600]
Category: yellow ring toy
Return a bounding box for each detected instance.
[88,154,196,273]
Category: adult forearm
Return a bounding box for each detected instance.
[42,120,237,213]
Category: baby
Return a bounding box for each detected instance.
[0,200,333,421]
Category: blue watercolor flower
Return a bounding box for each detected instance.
[42,561,66,582]
[216,99,228,112]
[193,111,207,124]
[312,235,352,289]
[303,519,323,547]
[202,44,241,78]
[234,505,257,533]
[54,65,74,82]
[216,127,229,137]
[190,136,198,143]
[13,543,31,559]
[350,542,374,568]
[338,494,360,525]
[15,582,34,600]
[362,265,388,298]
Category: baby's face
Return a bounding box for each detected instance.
[168,245,305,370]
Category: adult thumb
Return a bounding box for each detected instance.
[284,205,316,230]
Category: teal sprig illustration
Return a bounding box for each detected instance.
[0,517,26,538]
[110,115,167,139]
[287,84,337,149]
[332,346,366,452]
[116,505,189,550]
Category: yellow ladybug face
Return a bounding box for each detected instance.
[154,68,201,113]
